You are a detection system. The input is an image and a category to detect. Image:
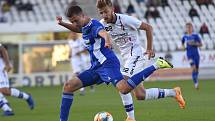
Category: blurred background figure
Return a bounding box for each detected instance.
[181,23,202,89]
[68,32,94,96]
[0,43,34,116]
[199,22,209,36]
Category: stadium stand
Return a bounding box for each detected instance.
[0,0,215,51]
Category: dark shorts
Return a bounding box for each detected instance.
[187,54,200,68]
[78,60,124,87]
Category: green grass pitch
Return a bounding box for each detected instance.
[1,80,215,121]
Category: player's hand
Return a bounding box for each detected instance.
[56,16,63,25]
[105,42,112,48]
[144,49,155,60]
[4,64,12,72]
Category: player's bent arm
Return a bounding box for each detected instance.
[59,22,82,33]
[139,22,153,51]
[98,30,112,48]
[196,42,203,47]
[0,46,10,65]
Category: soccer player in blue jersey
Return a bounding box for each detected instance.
[182,23,202,89]
[56,5,174,121]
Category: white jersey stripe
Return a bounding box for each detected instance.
[93,38,107,64]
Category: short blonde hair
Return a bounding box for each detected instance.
[96,0,113,9]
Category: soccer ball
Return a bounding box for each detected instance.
[94,111,113,121]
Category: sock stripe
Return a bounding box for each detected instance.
[62,93,74,99]
[18,92,24,98]
[63,93,74,96]
[124,104,134,112]
[0,101,4,108]
[158,89,165,98]
[124,104,133,108]
[127,79,137,89]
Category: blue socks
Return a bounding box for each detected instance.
[192,71,199,84]
[60,93,74,121]
[127,65,156,88]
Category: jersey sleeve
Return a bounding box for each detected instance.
[122,14,142,29]
[181,36,185,44]
[91,24,104,38]
[195,34,201,43]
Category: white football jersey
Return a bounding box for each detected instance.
[100,13,145,60]
[68,39,85,57]
[0,43,5,70]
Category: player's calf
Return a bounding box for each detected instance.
[132,86,146,100]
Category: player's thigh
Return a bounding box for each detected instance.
[122,56,145,77]
[0,71,10,89]
[77,69,100,87]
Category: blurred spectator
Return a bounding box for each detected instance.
[145,7,160,19]
[200,23,209,36]
[16,0,33,11]
[25,1,33,11]
[146,0,161,7]
[161,0,169,7]
[126,1,135,15]
[2,1,10,13]
[152,7,160,18]
[144,7,153,19]
[16,0,25,11]
[136,0,145,5]
[0,3,5,22]
[7,0,16,6]
[113,0,121,13]
[189,6,199,18]
[196,0,214,6]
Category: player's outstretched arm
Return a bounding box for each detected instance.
[139,22,154,59]
[98,30,112,48]
[56,16,81,33]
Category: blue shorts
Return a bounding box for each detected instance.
[77,60,124,87]
[187,54,200,68]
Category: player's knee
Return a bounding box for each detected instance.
[118,86,130,94]
[63,81,75,93]
[116,81,131,94]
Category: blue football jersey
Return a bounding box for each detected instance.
[182,33,201,56]
[81,19,119,68]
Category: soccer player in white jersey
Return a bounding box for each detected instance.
[68,32,94,95]
[96,0,186,121]
[0,43,34,116]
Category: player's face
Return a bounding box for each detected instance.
[98,6,114,23]
[186,24,193,34]
[69,14,84,29]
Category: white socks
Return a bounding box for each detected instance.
[11,88,29,100]
[145,88,176,100]
[0,93,12,111]
[119,92,135,120]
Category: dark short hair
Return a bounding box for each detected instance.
[65,5,83,17]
